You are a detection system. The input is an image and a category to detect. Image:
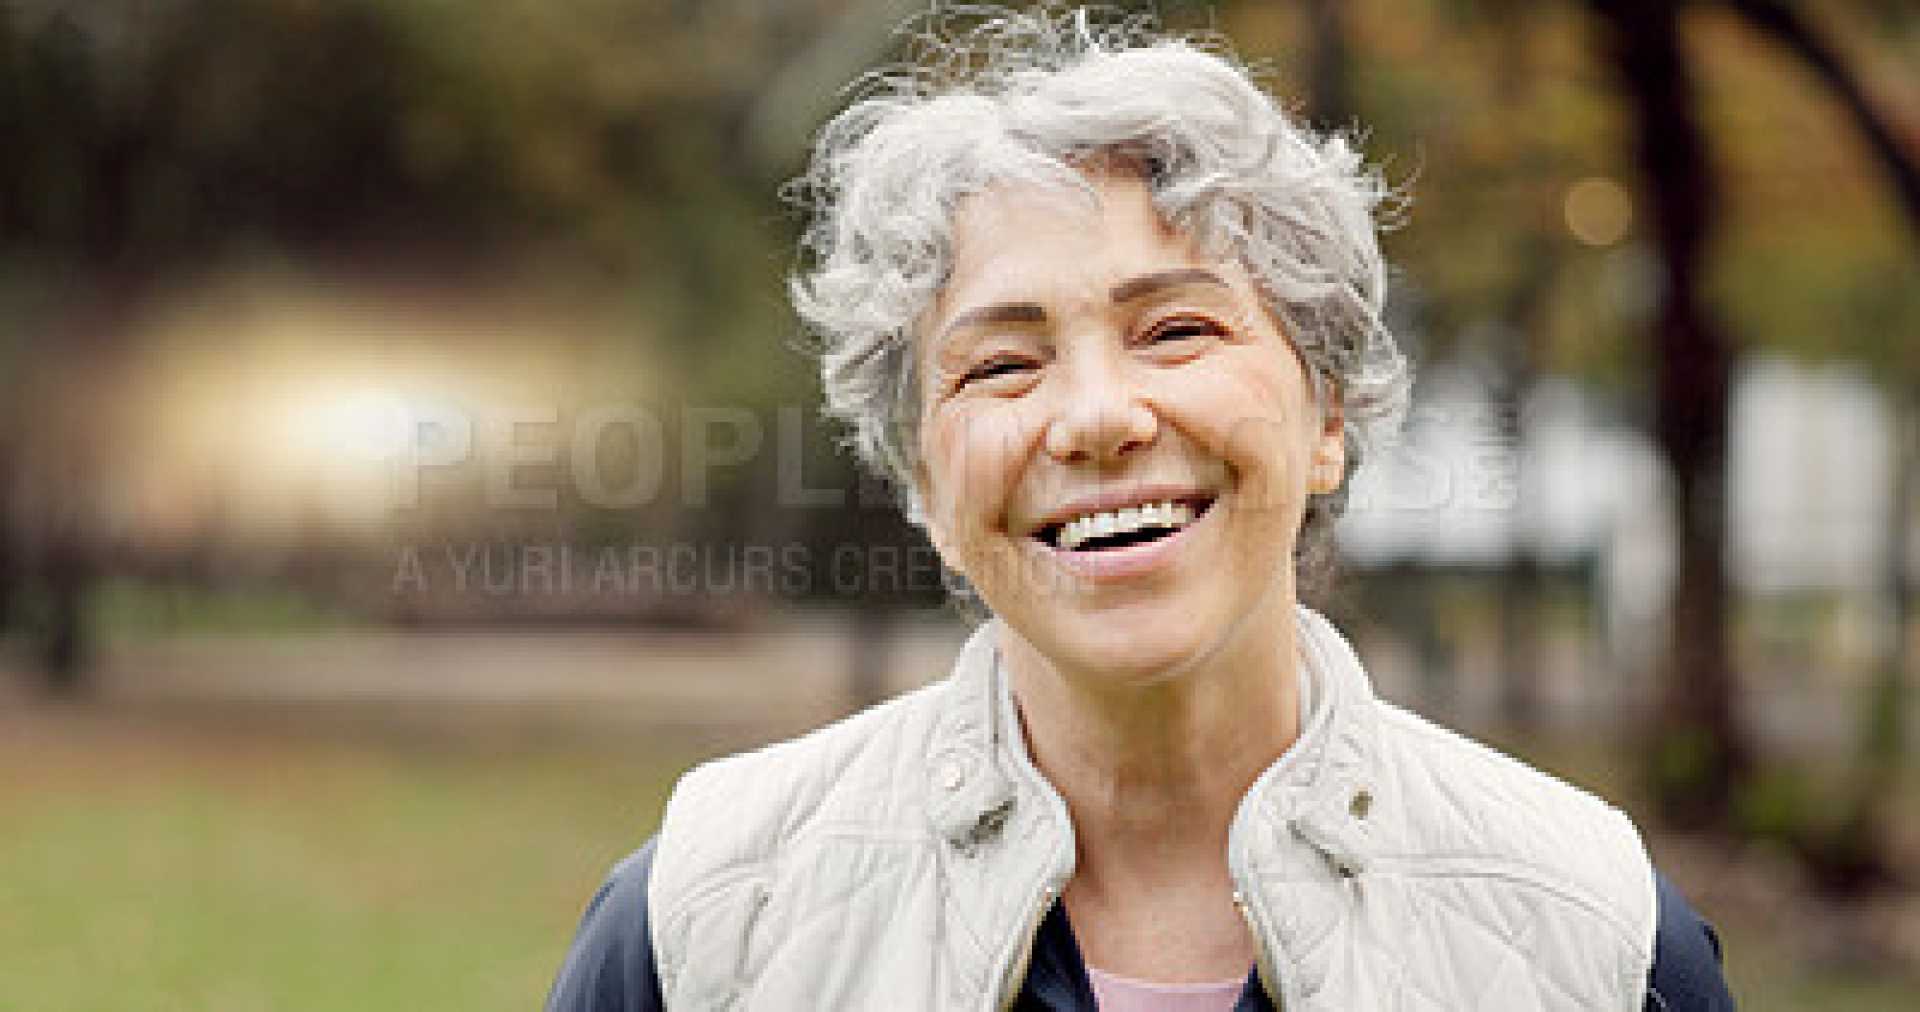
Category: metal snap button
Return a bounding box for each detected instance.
[1349,788,1373,819]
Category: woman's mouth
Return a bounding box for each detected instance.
[1034,496,1216,553]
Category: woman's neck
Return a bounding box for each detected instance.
[1000,596,1303,884]
[998,594,1303,982]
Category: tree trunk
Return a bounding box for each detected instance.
[0,443,13,634]
[1303,0,1350,128]
[37,527,91,696]
[1586,0,1750,828]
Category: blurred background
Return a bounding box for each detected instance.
[1,0,1916,1008]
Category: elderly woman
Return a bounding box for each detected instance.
[549,9,1732,1011]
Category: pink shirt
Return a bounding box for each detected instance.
[1086,966,1245,1011]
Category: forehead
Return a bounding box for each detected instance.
[942,172,1210,294]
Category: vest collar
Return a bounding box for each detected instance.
[1237,606,1384,879]
[924,607,1384,882]
[925,619,1025,852]
[923,621,1077,1008]
[922,608,1388,1008]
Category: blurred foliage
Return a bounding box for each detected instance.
[1230,1,1918,395]
[2,0,782,255]
[0,0,1914,618]
[0,0,1911,458]
[0,0,843,412]
[0,0,1910,375]
[0,0,1908,696]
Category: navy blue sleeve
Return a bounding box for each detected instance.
[1645,868,1736,1010]
[546,837,665,1012]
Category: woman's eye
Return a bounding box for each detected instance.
[960,356,1036,387]
[1142,316,1224,345]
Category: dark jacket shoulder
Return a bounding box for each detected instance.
[545,839,663,1012]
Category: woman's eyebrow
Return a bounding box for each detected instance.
[938,268,1227,346]
[1109,268,1230,304]
[940,302,1047,343]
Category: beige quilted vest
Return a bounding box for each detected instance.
[649,607,1657,1009]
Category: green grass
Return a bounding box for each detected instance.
[0,714,684,1012]
[4,707,1916,1010]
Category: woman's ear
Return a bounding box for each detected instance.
[1308,387,1346,495]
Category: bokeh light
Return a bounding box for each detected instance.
[1564,176,1634,247]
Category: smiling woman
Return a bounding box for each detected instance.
[547,7,1733,1011]
[917,174,1344,698]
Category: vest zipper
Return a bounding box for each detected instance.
[999,883,1058,1011]
[1232,890,1284,1010]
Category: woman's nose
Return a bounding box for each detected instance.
[1042,354,1157,465]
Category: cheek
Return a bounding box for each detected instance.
[920,405,1042,534]
[1156,357,1316,514]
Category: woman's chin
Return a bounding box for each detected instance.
[1012,613,1223,690]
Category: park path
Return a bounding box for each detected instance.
[0,613,975,746]
[0,612,1897,756]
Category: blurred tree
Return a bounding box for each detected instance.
[1276,0,1919,862]
[1579,0,1918,841]
[1302,0,1350,127]
[0,0,952,691]
[1586,0,1751,830]
[0,0,763,687]
[744,0,952,708]
[1,0,1908,740]
[1724,0,1918,231]
[1724,0,1920,896]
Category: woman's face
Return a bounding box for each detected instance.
[916,171,1344,684]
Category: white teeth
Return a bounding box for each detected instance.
[1052,499,1202,551]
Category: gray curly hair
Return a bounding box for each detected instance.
[785,5,1410,582]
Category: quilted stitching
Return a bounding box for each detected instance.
[652,610,1655,1011]
[1416,877,1611,1009]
